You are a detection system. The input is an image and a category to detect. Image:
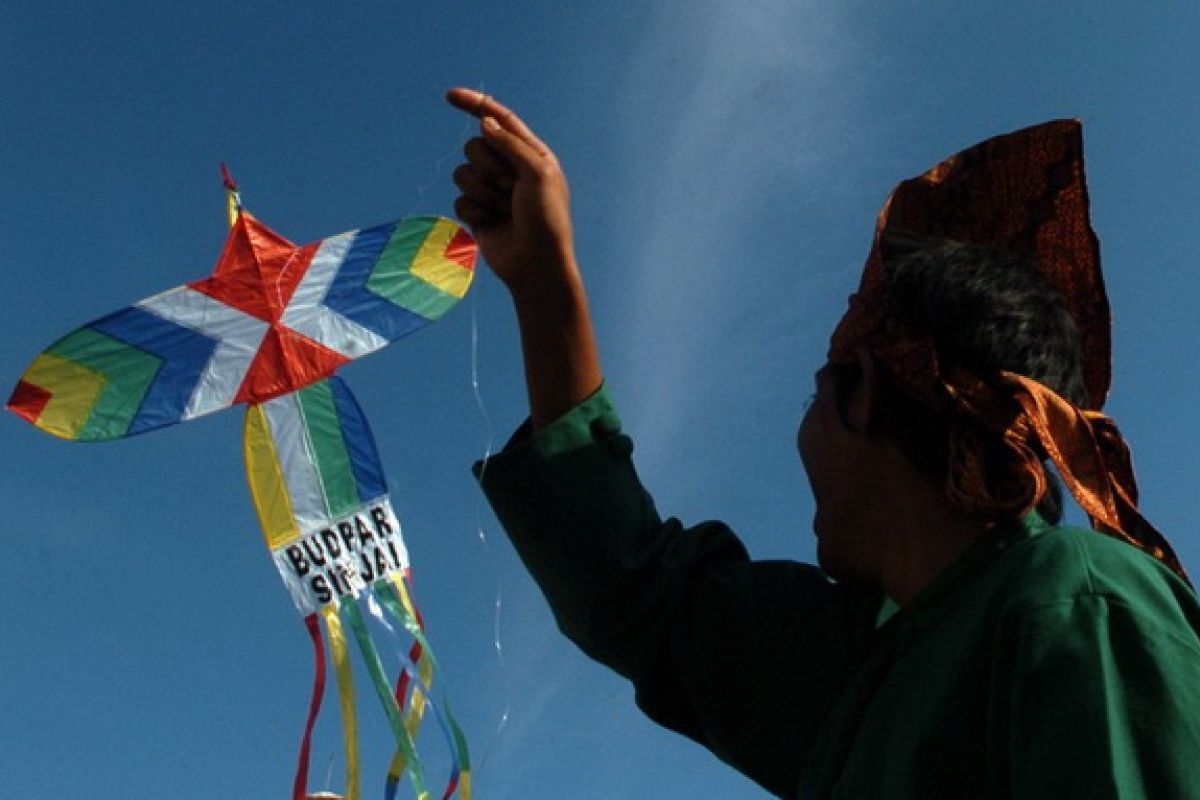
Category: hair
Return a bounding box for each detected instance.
[837,237,1087,523]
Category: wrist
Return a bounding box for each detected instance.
[508,253,585,312]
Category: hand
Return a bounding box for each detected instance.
[446,88,601,427]
[446,88,576,295]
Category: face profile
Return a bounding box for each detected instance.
[796,362,880,583]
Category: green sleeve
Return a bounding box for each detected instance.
[474,385,875,798]
[1005,594,1200,798]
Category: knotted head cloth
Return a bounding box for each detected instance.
[829,120,1189,584]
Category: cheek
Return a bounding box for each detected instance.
[796,412,824,491]
[796,415,814,469]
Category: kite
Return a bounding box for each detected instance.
[7,170,476,800]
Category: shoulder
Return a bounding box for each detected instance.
[993,520,1200,652]
[989,529,1200,799]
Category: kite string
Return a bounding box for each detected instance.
[392,83,515,777]
[426,78,514,784]
[323,754,336,795]
[467,292,513,784]
[401,82,482,222]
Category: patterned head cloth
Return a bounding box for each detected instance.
[829,120,1189,584]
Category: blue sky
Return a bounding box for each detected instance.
[2,3,1199,798]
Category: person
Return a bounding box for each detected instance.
[445,87,1200,798]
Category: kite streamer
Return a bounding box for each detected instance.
[7,173,477,799]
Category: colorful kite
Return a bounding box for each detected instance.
[7,171,475,800]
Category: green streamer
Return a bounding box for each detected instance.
[341,598,428,799]
[377,579,440,672]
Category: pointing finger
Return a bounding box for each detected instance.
[478,116,551,180]
[446,88,550,156]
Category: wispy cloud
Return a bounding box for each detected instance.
[597,1,867,477]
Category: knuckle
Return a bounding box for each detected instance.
[464,137,486,159]
[478,172,509,195]
[465,181,492,202]
[532,160,559,181]
[466,186,495,206]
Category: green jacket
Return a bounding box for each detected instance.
[477,386,1200,798]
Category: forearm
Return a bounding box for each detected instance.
[510,261,603,430]
[445,88,602,426]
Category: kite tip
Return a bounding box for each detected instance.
[220,162,238,192]
[220,162,242,226]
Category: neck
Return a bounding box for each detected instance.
[875,458,990,606]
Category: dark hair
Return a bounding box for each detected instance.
[840,238,1087,523]
[885,238,1087,405]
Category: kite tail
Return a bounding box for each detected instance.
[244,376,471,799]
[293,614,329,800]
[444,701,472,800]
[374,577,471,800]
[324,604,363,800]
[385,636,432,800]
[342,596,430,800]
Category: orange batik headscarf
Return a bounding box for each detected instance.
[829,119,1190,585]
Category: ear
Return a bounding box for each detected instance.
[845,346,879,432]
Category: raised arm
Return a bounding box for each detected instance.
[446,88,602,429]
[446,89,870,798]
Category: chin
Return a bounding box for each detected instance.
[812,514,839,568]
[815,539,846,578]
[816,539,870,585]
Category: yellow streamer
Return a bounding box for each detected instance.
[405,651,435,741]
[390,574,421,629]
[383,574,448,792]
[323,605,360,800]
[385,573,430,784]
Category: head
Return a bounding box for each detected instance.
[799,238,1087,579]
[807,120,1187,585]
